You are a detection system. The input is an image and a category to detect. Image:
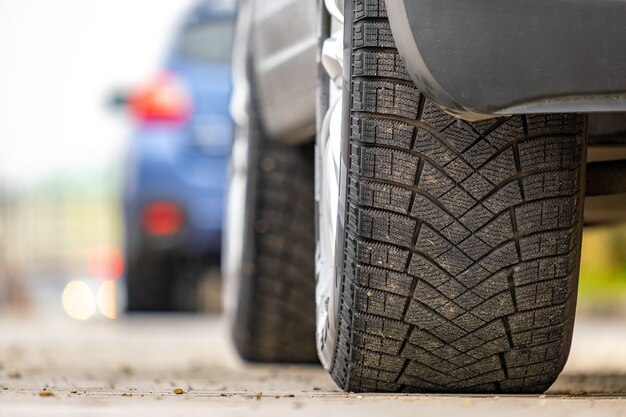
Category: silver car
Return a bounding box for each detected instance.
[224,0,626,393]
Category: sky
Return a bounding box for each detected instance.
[0,0,194,186]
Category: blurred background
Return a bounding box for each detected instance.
[0,0,231,320]
[0,0,625,322]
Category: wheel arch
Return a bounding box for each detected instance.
[386,0,626,119]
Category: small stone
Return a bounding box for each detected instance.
[38,391,54,397]
[120,365,134,375]
[255,392,263,400]
[6,370,20,379]
[173,388,184,395]
[121,392,133,397]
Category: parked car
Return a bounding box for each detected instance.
[122,0,235,311]
[224,0,626,392]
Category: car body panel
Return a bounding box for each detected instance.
[249,0,317,143]
[247,0,626,124]
[387,0,626,119]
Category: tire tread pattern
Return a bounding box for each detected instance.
[232,103,318,363]
[328,0,586,393]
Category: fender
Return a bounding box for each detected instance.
[250,0,318,143]
[386,0,626,119]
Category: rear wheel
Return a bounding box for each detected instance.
[316,0,587,393]
[125,252,170,311]
[125,251,204,312]
[224,93,318,363]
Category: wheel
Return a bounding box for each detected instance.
[125,251,172,311]
[223,90,318,362]
[168,255,205,312]
[125,251,203,312]
[316,0,587,393]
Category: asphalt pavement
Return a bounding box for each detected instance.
[1,313,625,416]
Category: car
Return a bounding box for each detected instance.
[122,0,236,311]
[224,0,626,392]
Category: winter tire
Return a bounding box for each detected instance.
[316,0,587,393]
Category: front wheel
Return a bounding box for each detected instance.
[315,0,587,393]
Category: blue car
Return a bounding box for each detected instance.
[123,0,235,311]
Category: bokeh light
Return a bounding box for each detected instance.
[88,244,124,281]
[96,280,118,319]
[62,280,96,320]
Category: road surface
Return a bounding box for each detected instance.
[1,313,625,416]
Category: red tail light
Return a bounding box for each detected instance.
[142,202,184,236]
[129,73,191,123]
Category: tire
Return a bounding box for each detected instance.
[125,251,203,312]
[316,0,587,393]
[226,94,318,363]
[125,252,170,311]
